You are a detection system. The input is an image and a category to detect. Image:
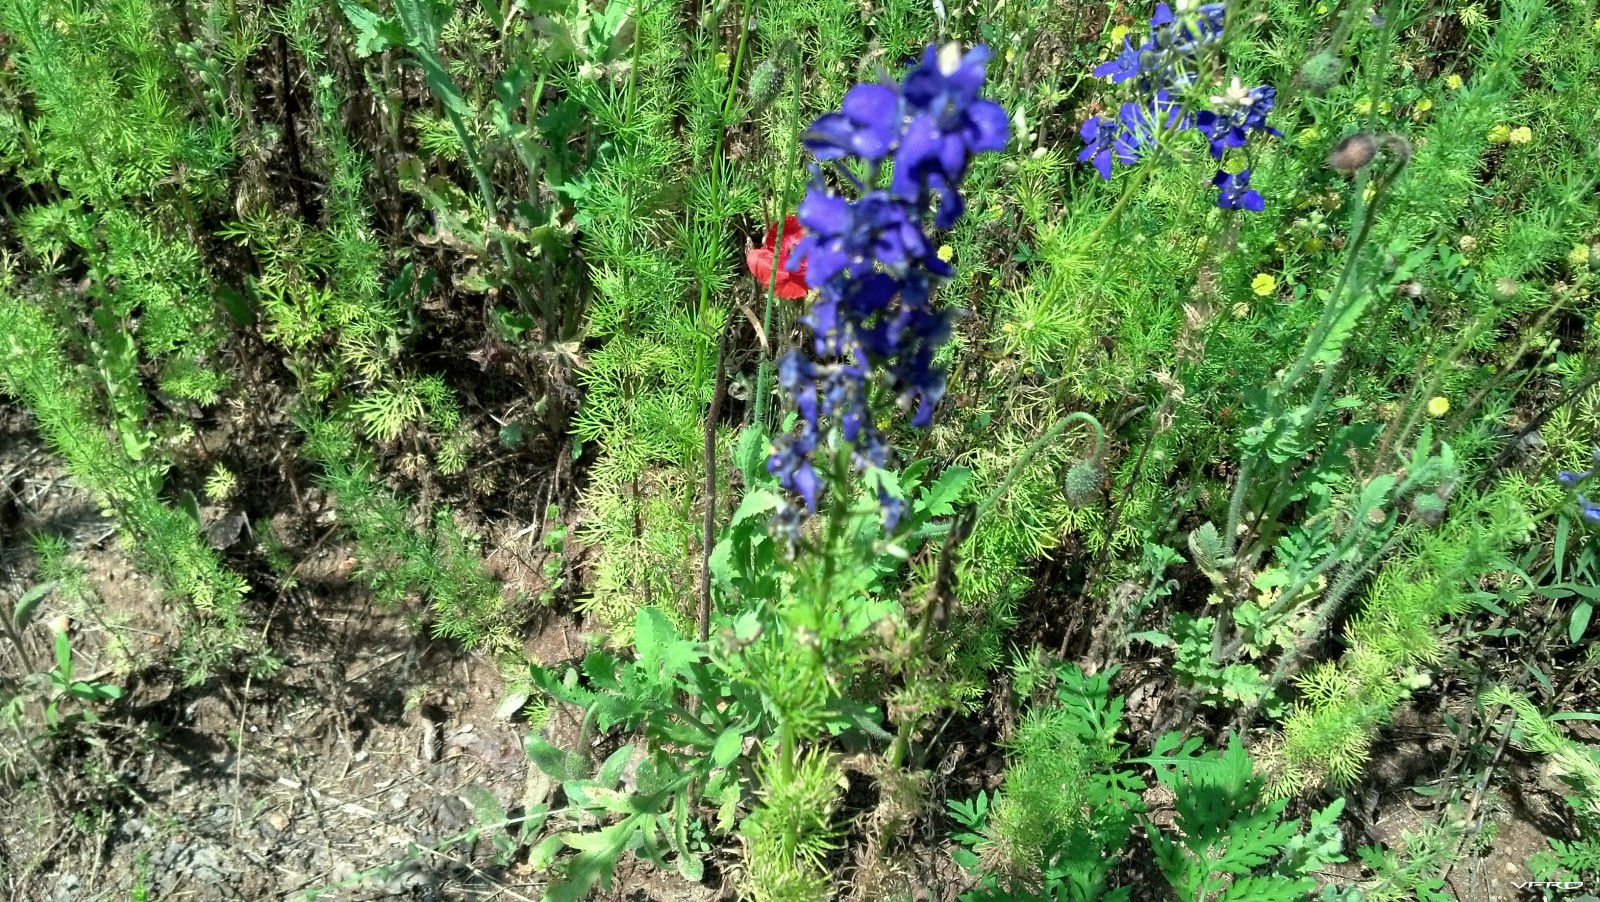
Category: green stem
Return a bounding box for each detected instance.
[754,48,806,429]
[973,412,1103,524]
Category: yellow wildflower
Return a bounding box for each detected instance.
[1508,125,1532,145]
[1487,123,1512,144]
[936,245,954,263]
[1414,97,1434,115]
[1251,274,1277,297]
[1427,397,1450,418]
[1445,74,1464,90]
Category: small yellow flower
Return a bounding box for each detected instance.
[1316,2,1329,12]
[1427,396,1450,418]
[1508,125,1533,144]
[1109,24,1132,47]
[936,244,954,263]
[1353,98,1372,115]
[1445,74,1464,90]
[1487,123,1512,144]
[1251,274,1277,296]
[1414,97,1434,115]
[1232,302,1252,318]
[1297,126,1320,147]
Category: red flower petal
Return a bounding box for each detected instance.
[749,215,810,298]
[774,269,807,299]
[746,246,776,288]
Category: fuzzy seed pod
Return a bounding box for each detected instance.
[748,58,784,112]
[1411,492,1448,527]
[1298,51,1344,96]
[1063,459,1103,509]
[1326,133,1378,173]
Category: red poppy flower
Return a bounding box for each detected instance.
[746,215,809,299]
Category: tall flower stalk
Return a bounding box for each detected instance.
[767,43,1010,532]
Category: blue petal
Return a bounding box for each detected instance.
[843,83,900,127]
[797,192,853,236]
[966,99,1010,152]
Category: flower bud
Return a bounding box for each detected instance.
[1298,51,1344,96]
[1063,459,1103,508]
[1325,133,1377,172]
[748,58,784,112]
[1411,492,1447,527]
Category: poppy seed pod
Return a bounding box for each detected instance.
[1298,51,1344,96]
[748,58,784,112]
[1411,491,1447,528]
[1063,459,1103,508]
[1326,133,1378,172]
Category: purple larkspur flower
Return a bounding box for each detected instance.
[1092,2,1227,91]
[1196,80,1282,159]
[893,45,1010,226]
[768,428,821,511]
[1077,90,1190,180]
[1078,115,1139,179]
[1581,495,1600,522]
[789,187,930,285]
[1213,168,1265,211]
[1559,453,1600,523]
[804,83,903,163]
[768,42,1005,530]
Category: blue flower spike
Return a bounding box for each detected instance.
[767,43,1007,530]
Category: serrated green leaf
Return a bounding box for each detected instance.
[525,734,588,780]
[336,0,405,56]
[54,630,71,676]
[529,834,564,870]
[917,466,971,518]
[580,785,640,814]
[559,819,635,854]
[729,489,780,527]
